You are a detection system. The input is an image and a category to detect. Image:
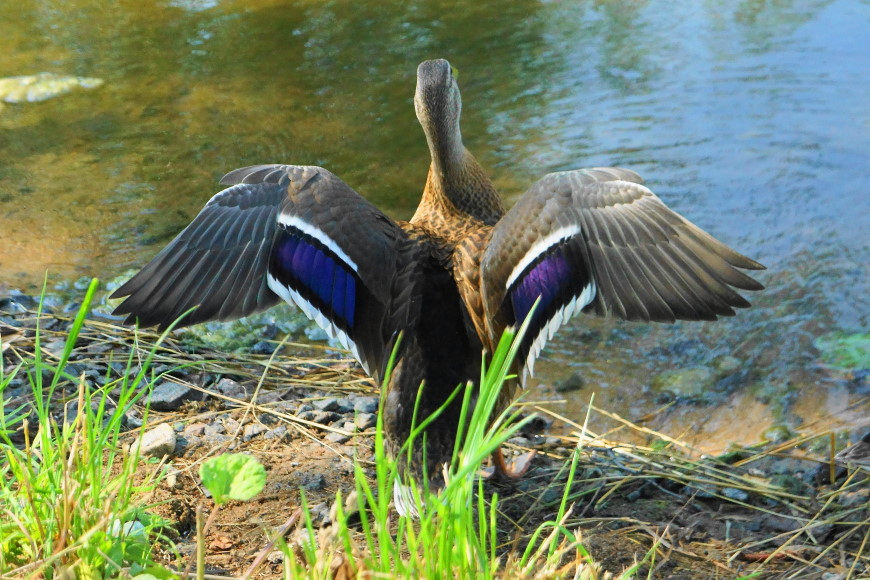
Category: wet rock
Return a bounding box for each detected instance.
[836,488,869,509]
[713,355,742,374]
[130,423,177,457]
[555,372,584,393]
[722,487,749,502]
[652,366,716,399]
[250,341,275,355]
[762,425,797,443]
[149,381,199,411]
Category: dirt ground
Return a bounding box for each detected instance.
[131,374,870,579]
[1,298,868,579]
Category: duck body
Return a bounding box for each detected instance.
[112,59,765,499]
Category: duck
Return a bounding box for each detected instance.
[111,59,765,511]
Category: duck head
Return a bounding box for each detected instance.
[415,59,464,171]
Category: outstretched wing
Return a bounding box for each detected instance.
[112,164,406,378]
[480,167,765,376]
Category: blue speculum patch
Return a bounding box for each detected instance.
[511,250,572,330]
[271,229,357,329]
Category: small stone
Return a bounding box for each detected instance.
[243,423,267,441]
[308,502,331,526]
[214,378,248,401]
[165,466,181,489]
[713,355,742,375]
[124,410,144,429]
[183,422,208,437]
[129,423,176,457]
[222,418,241,433]
[298,410,337,425]
[149,381,196,411]
[354,413,376,431]
[555,372,584,393]
[203,423,226,438]
[722,487,749,502]
[313,398,341,412]
[299,472,327,491]
[264,425,288,440]
[353,396,379,414]
[326,431,350,444]
[652,366,716,399]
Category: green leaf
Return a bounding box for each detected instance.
[199,453,266,504]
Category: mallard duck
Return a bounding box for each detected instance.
[112,59,764,507]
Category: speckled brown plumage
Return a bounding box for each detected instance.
[111,59,765,513]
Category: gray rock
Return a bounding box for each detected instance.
[353,396,379,414]
[243,423,268,441]
[222,417,241,434]
[299,472,327,491]
[129,423,176,457]
[313,397,341,412]
[722,487,749,502]
[354,413,376,431]
[203,423,226,438]
[214,377,248,401]
[149,381,197,411]
[124,410,144,429]
[298,410,338,425]
[183,422,207,437]
[264,425,288,440]
[326,431,351,444]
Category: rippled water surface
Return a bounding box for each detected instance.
[1,0,868,450]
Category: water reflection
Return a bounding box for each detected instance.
[1,0,867,449]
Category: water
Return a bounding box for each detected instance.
[1,0,868,451]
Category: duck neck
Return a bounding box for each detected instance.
[416,137,505,227]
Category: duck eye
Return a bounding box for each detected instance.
[450,65,459,80]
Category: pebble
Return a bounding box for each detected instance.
[203,423,226,438]
[354,413,376,431]
[326,431,351,444]
[299,472,327,491]
[149,381,198,412]
[722,487,749,502]
[352,396,379,414]
[243,423,268,441]
[183,422,208,437]
[129,423,177,457]
[264,425,288,440]
[320,396,355,413]
[214,377,249,401]
[298,410,338,425]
